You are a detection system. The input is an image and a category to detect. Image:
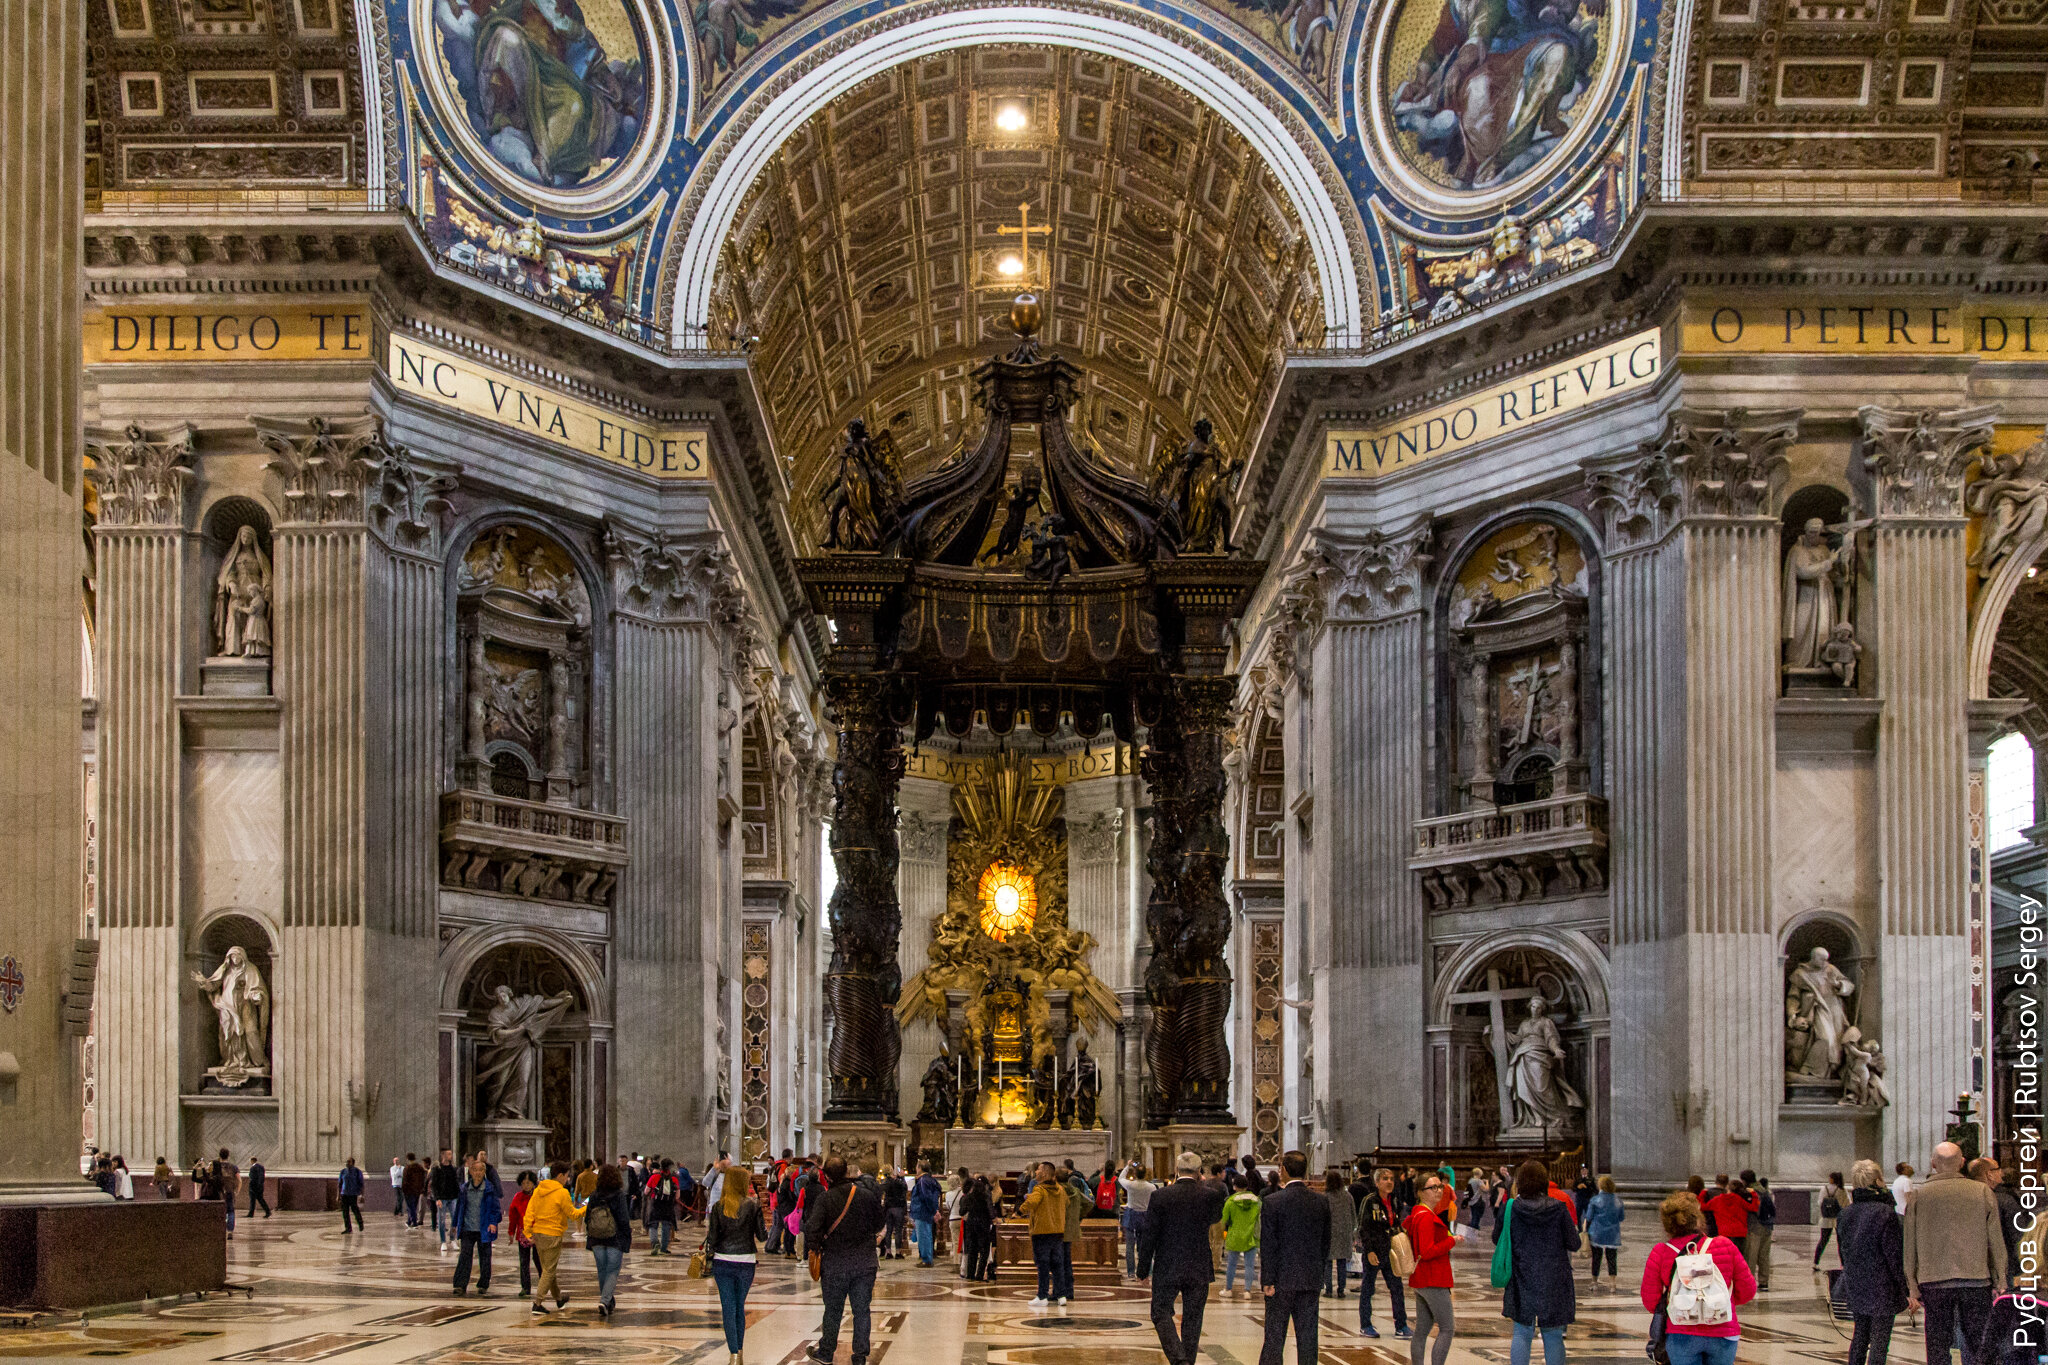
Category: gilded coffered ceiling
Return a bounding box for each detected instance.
[710,45,1325,548]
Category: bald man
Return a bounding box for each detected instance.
[1903,1142,2006,1365]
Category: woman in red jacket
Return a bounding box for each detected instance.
[1639,1191,1757,1365]
[1405,1171,1465,1365]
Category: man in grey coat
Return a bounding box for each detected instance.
[1903,1142,2007,1365]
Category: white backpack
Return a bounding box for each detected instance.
[1666,1237,1734,1327]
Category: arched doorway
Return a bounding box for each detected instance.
[1432,938,1609,1169]
[447,937,605,1169]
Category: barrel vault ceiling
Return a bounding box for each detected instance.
[710,45,1327,549]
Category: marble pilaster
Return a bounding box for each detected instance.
[0,0,90,1199]
[86,423,192,1170]
[1586,408,1798,1179]
[1862,403,1998,1164]
[605,521,736,1155]
[896,775,951,1124]
[1067,776,1135,1144]
[1299,519,1431,1149]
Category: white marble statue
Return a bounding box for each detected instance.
[212,526,273,658]
[1782,518,1852,671]
[1785,946,1856,1078]
[1838,1026,1890,1108]
[1968,447,2048,578]
[475,985,576,1120]
[190,946,270,1081]
[1502,997,1583,1131]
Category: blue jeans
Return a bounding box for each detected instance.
[711,1259,755,1352]
[648,1220,674,1254]
[437,1198,458,1238]
[1226,1247,1258,1291]
[1665,1335,1738,1365]
[913,1217,935,1264]
[1511,1321,1566,1365]
[1123,1209,1148,1277]
[591,1244,622,1306]
[224,1198,236,1233]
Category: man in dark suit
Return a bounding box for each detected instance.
[1140,1151,1230,1365]
[1259,1151,1332,1365]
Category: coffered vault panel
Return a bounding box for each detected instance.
[712,45,1324,542]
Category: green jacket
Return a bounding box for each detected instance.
[1064,1174,1086,1243]
[1222,1192,1262,1251]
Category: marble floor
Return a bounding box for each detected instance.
[0,1210,1913,1365]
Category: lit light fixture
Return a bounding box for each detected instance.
[994,99,1029,133]
[998,253,1024,277]
[978,861,1038,941]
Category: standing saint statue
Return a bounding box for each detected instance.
[190,946,270,1083]
[475,984,576,1120]
[1495,997,1583,1132]
[1782,518,1853,672]
[212,526,273,658]
[1784,946,1856,1078]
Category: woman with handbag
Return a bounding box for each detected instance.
[1404,1171,1464,1365]
[1497,1160,1581,1365]
[1835,1160,1908,1365]
[704,1167,765,1364]
[584,1164,634,1319]
[1639,1191,1756,1365]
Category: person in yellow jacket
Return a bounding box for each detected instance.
[1020,1162,1070,1307]
[523,1161,585,1315]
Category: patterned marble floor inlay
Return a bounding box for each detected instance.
[0,1210,1910,1365]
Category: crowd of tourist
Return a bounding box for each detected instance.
[114,1134,2033,1365]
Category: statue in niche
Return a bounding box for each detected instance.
[1968,445,2048,578]
[191,946,270,1085]
[476,984,576,1120]
[1491,997,1583,1131]
[1782,518,1856,675]
[1031,1052,1056,1129]
[1821,623,1863,688]
[1056,1048,1077,1128]
[1839,1026,1890,1108]
[917,1047,958,1125]
[486,660,545,743]
[1785,946,1856,1079]
[212,527,273,659]
[1073,1034,1101,1129]
[546,658,572,781]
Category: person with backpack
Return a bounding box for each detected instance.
[338,1156,366,1233]
[1495,1160,1580,1365]
[213,1149,241,1239]
[1836,1160,1909,1365]
[1221,1176,1263,1299]
[584,1163,634,1319]
[1816,1172,1849,1268]
[1586,1175,1626,1290]
[1743,1172,1777,1290]
[646,1158,680,1256]
[1357,1166,1412,1339]
[1639,1190,1757,1365]
[1404,1170,1462,1365]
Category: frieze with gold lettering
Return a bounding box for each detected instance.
[387,335,709,481]
[1683,299,2048,357]
[86,304,372,364]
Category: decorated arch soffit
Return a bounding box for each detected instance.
[377,0,1665,335]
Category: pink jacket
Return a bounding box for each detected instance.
[1640,1235,1757,1338]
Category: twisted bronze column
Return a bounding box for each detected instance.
[1140,675,1239,1125]
[823,673,908,1122]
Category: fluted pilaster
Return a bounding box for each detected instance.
[0,0,90,1200]
[1587,407,1797,1178]
[606,521,737,1151]
[86,424,192,1171]
[1863,403,1997,1163]
[1299,519,1431,1143]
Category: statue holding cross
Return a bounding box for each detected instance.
[1454,967,1584,1138]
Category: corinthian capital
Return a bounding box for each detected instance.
[368,443,459,555]
[85,421,195,528]
[1586,407,1801,547]
[1302,518,1433,624]
[255,413,386,525]
[1860,403,2000,520]
[603,519,744,625]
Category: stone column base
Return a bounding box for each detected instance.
[1155,1121,1248,1174]
[816,1120,908,1176]
[463,1118,552,1173]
